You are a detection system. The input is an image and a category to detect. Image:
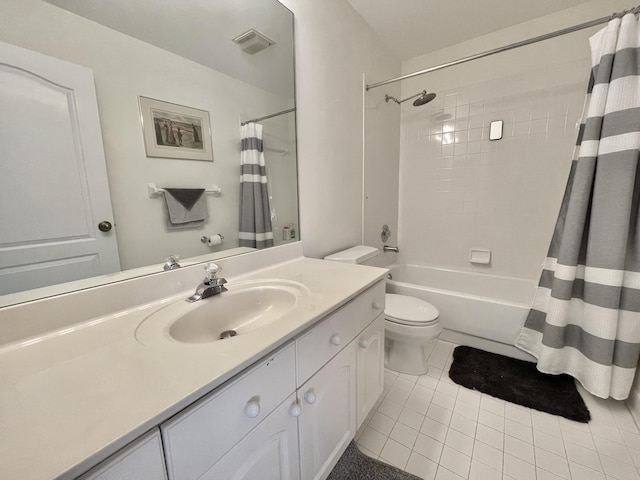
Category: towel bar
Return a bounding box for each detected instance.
[147,183,222,198]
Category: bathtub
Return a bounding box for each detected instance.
[385,264,537,360]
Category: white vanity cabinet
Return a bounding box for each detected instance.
[294,279,384,479]
[356,314,385,428]
[161,343,297,480]
[297,342,357,480]
[77,429,167,480]
[148,279,385,480]
[199,393,301,480]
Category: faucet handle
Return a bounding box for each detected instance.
[204,262,222,280]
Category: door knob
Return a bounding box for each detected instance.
[98,221,113,232]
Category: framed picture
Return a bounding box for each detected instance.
[138,96,213,161]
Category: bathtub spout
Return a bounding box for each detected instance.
[383,245,399,253]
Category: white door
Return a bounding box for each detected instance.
[0,41,120,295]
[298,343,356,480]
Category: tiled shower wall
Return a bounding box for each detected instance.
[398,61,587,280]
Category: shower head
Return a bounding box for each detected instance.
[385,90,436,107]
[413,92,436,106]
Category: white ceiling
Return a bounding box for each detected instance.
[45,0,295,97]
[346,0,594,61]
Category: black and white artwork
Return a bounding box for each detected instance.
[139,96,213,161]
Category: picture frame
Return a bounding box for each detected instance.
[138,96,213,161]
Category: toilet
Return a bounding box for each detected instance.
[324,245,441,375]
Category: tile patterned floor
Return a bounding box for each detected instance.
[355,340,640,480]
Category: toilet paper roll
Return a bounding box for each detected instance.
[206,234,223,246]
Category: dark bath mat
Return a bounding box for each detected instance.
[449,345,590,423]
[327,442,421,480]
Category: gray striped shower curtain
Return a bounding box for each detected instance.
[239,122,274,249]
[516,13,640,400]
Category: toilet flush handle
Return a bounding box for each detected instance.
[372,301,383,311]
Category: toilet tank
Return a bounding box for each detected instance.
[324,245,395,268]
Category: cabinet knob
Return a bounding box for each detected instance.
[329,334,341,346]
[359,338,369,349]
[289,402,302,417]
[372,301,383,311]
[304,389,317,405]
[244,400,260,418]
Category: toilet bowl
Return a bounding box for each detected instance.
[384,293,441,375]
[324,245,442,375]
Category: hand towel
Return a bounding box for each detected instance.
[163,188,208,228]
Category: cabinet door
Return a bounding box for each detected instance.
[356,314,385,428]
[162,344,296,480]
[298,342,356,480]
[78,429,167,480]
[200,394,300,480]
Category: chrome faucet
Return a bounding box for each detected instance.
[163,254,181,271]
[383,245,399,253]
[186,262,228,302]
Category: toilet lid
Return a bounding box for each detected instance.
[385,294,439,326]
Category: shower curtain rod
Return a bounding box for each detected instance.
[241,107,295,126]
[366,5,640,91]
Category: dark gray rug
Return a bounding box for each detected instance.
[327,442,421,480]
[449,345,590,422]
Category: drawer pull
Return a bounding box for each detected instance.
[359,338,369,349]
[329,334,341,346]
[289,402,302,417]
[304,389,317,405]
[244,400,260,418]
[372,301,383,311]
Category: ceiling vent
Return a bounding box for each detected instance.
[233,29,275,55]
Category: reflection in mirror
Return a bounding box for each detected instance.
[0,0,298,307]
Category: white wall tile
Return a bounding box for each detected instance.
[397,22,593,281]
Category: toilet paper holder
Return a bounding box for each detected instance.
[201,234,224,244]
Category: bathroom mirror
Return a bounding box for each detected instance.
[0,0,298,307]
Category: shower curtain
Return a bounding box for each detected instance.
[516,13,640,400]
[239,122,274,249]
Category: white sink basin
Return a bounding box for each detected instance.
[135,279,310,345]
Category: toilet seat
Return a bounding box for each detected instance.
[385,293,439,326]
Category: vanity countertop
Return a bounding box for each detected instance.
[0,256,387,480]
